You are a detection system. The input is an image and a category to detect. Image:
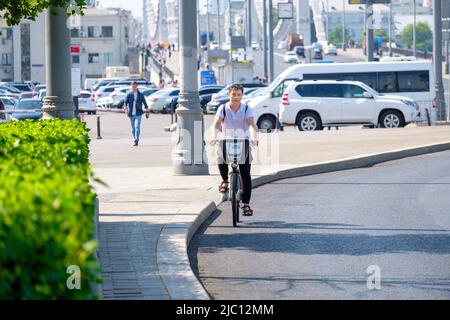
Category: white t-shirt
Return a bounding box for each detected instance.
[216,102,254,139]
[132,92,138,116]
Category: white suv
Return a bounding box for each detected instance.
[280,80,421,131]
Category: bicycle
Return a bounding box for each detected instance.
[217,138,253,227]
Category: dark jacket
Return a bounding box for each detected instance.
[125,90,149,117]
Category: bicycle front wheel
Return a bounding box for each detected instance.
[230,173,239,227]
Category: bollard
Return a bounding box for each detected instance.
[425,108,431,126]
[96,116,103,139]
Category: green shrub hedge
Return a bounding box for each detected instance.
[0,120,101,299]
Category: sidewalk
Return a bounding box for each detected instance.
[87,113,450,299]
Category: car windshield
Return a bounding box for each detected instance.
[17,100,42,110]
[13,84,32,91]
[80,93,91,99]
[246,87,268,97]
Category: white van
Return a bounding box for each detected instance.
[248,61,436,131]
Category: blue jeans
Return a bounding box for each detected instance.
[129,115,142,142]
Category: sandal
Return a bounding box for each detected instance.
[242,204,254,216]
[218,181,229,193]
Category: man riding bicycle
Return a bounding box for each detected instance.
[209,84,259,216]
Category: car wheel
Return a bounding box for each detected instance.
[257,115,276,132]
[296,112,322,131]
[379,110,404,128]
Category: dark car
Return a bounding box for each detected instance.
[206,83,266,114]
[12,99,43,120]
[162,85,224,114]
[313,49,323,60]
[294,46,305,58]
[4,83,33,92]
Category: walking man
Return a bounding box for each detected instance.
[124,81,149,146]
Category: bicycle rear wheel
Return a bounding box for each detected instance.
[230,173,239,227]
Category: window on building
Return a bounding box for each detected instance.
[88,53,99,63]
[88,26,101,38]
[72,55,80,64]
[2,53,12,66]
[71,28,79,38]
[101,26,113,37]
[104,53,113,65]
[88,26,95,38]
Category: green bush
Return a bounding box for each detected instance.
[0,120,101,299]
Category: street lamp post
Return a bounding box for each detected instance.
[206,0,210,47]
[42,6,74,120]
[173,0,209,175]
[268,0,274,82]
[263,0,268,79]
[216,0,221,48]
[367,0,374,61]
[413,0,416,57]
[433,0,446,121]
[389,0,393,57]
[342,0,346,51]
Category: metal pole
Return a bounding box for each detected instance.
[367,0,374,61]
[343,0,346,51]
[263,0,268,79]
[434,0,446,121]
[413,0,416,57]
[268,0,274,82]
[206,0,210,46]
[216,0,221,48]
[96,116,102,139]
[247,0,252,47]
[42,6,74,119]
[326,0,329,42]
[389,0,393,57]
[174,0,209,175]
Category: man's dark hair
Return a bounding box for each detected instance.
[132,81,138,86]
[228,84,244,94]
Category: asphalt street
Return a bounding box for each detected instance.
[189,150,450,300]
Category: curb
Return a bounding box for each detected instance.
[156,140,450,300]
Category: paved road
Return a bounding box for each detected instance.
[189,150,450,299]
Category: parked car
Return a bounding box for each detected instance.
[91,78,120,92]
[110,86,159,108]
[0,85,21,94]
[324,44,337,55]
[19,92,34,100]
[0,97,16,122]
[0,89,20,101]
[284,51,298,63]
[78,90,96,114]
[11,98,43,120]
[146,88,180,113]
[3,82,33,92]
[313,49,323,60]
[206,84,267,114]
[93,85,123,102]
[280,80,421,131]
[222,41,231,50]
[242,87,269,104]
[38,89,46,101]
[294,46,305,58]
[251,41,260,51]
[162,85,224,113]
[210,41,220,50]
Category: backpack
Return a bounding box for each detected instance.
[222,103,249,121]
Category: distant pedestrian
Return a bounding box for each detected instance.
[158,79,165,89]
[123,81,149,146]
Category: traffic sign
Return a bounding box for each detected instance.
[199,70,217,86]
[278,2,293,19]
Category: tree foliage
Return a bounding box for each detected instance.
[0,0,86,26]
[401,22,433,51]
[328,26,352,47]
